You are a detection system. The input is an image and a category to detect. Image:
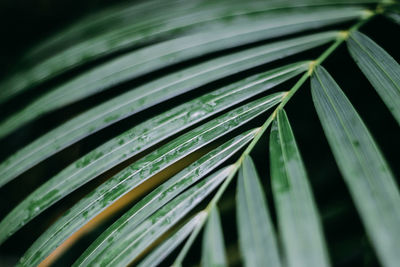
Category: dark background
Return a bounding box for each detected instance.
[0,0,399,266]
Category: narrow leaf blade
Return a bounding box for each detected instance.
[270,109,330,267]
[202,206,227,267]
[347,31,400,124]
[137,212,206,267]
[91,166,233,267]
[311,66,400,267]
[236,155,281,267]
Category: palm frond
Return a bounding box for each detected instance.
[0,0,399,266]
[0,62,300,241]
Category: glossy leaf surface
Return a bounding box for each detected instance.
[0,6,364,138]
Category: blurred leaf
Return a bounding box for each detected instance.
[236,155,281,267]
[2,29,332,185]
[0,5,364,106]
[0,6,365,138]
[384,4,400,26]
[202,206,227,267]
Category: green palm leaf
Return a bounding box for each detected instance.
[1,1,399,266]
[0,5,364,107]
[0,5,363,138]
[202,206,227,267]
[80,166,232,267]
[270,109,330,267]
[347,31,400,124]
[18,94,281,266]
[311,65,400,267]
[21,0,379,71]
[137,212,206,267]
[1,30,333,185]
[0,62,303,243]
[74,130,255,266]
[236,155,281,267]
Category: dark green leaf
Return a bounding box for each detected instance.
[0,5,364,106]
[0,6,366,137]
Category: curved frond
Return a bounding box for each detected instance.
[1,1,399,266]
[1,32,327,185]
[81,166,232,267]
[0,7,364,139]
[18,94,281,266]
[0,1,370,104]
[0,62,303,243]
